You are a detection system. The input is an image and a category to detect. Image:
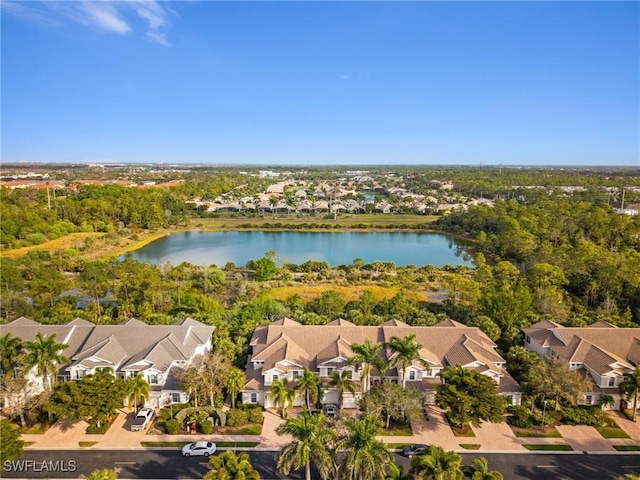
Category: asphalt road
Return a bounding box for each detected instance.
[2,450,639,480]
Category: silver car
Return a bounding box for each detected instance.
[182,441,217,457]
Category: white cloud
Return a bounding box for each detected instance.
[3,0,175,46]
[78,2,131,34]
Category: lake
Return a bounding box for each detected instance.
[123,231,473,268]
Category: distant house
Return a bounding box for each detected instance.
[0,317,214,409]
[523,320,640,409]
[242,318,521,408]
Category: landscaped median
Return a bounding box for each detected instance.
[523,444,574,451]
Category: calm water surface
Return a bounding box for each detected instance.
[123,231,473,267]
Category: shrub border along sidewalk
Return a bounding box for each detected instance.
[523,444,573,451]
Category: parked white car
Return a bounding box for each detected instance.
[182,441,217,457]
[130,408,155,431]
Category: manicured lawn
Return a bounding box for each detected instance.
[524,444,573,451]
[511,426,562,438]
[459,444,481,450]
[613,445,640,451]
[215,424,263,436]
[79,441,98,447]
[384,443,412,449]
[596,426,631,439]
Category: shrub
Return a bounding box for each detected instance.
[225,409,249,427]
[507,405,534,428]
[240,405,263,424]
[561,407,599,426]
[622,409,634,421]
[159,408,172,421]
[165,419,179,434]
[201,419,213,434]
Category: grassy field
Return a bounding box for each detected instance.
[0,232,104,258]
[263,283,438,303]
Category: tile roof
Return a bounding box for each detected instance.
[244,318,511,391]
[523,322,639,373]
[0,317,214,376]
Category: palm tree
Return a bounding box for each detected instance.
[386,463,415,480]
[125,374,150,412]
[270,377,296,418]
[276,410,336,480]
[0,332,24,379]
[226,367,245,409]
[620,366,640,421]
[329,370,357,409]
[599,394,615,411]
[410,445,463,480]
[297,367,321,411]
[468,457,503,480]
[21,333,69,392]
[349,338,386,393]
[205,450,260,480]
[386,334,425,389]
[338,414,393,480]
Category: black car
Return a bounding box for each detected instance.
[402,444,428,458]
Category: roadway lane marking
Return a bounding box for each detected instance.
[115,462,137,465]
[537,465,556,468]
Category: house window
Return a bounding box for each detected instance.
[250,393,258,404]
[327,367,335,374]
[76,369,86,380]
[272,374,279,382]
[525,335,531,344]
[171,392,180,403]
[408,371,416,381]
[292,371,302,379]
[608,377,615,387]
[585,395,593,405]
[148,374,158,384]
[505,395,513,405]
[344,370,353,379]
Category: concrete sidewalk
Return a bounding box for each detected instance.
[22,407,640,453]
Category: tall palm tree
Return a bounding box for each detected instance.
[125,373,150,412]
[205,450,260,480]
[0,332,24,379]
[410,445,463,480]
[276,410,336,480]
[620,366,640,421]
[469,458,503,480]
[386,334,424,389]
[270,377,296,418]
[329,370,357,409]
[226,367,246,409]
[338,414,393,480]
[349,338,385,393]
[21,333,69,392]
[297,367,321,411]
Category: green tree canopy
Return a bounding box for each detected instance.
[436,366,506,428]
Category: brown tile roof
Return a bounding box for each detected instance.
[244,318,512,391]
[523,323,639,373]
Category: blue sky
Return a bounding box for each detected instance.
[1,1,639,166]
